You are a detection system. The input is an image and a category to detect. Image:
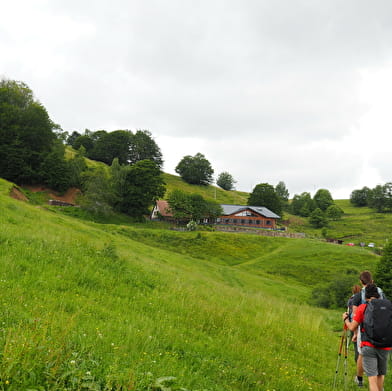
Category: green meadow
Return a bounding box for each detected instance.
[162,173,248,205]
[285,199,392,246]
[0,177,388,390]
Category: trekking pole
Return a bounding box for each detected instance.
[333,323,348,390]
[343,324,349,391]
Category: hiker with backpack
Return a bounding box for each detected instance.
[343,284,392,391]
[351,271,386,387]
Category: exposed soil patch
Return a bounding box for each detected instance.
[10,186,29,202]
[23,185,82,205]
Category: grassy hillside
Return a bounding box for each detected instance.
[0,178,384,390]
[162,173,248,205]
[67,145,248,205]
[67,146,392,245]
[284,199,392,246]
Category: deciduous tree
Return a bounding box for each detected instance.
[248,183,282,216]
[309,207,327,228]
[129,130,163,168]
[112,160,165,217]
[350,187,371,207]
[175,153,214,186]
[313,188,334,211]
[167,189,222,222]
[275,181,289,210]
[89,130,132,165]
[217,172,236,191]
[326,204,344,220]
[290,192,315,217]
[0,79,57,184]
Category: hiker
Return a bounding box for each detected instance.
[351,271,385,387]
[347,284,362,363]
[343,284,392,391]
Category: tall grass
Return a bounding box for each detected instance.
[0,178,383,390]
[162,173,248,205]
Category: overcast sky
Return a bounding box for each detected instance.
[1,0,392,198]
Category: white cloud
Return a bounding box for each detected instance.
[2,0,392,198]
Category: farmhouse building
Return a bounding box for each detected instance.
[217,204,280,229]
[150,200,174,221]
[151,200,280,229]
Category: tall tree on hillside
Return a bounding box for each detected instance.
[68,129,163,168]
[248,183,282,216]
[129,130,163,168]
[175,153,214,186]
[39,141,72,192]
[217,171,236,191]
[112,159,165,217]
[0,78,69,188]
[367,184,392,213]
[313,188,334,211]
[290,192,315,217]
[71,133,95,154]
[81,167,114,216]
[275,181,289,210]
[367,182,392,213]
[167,189,193,221]
[167,189,222,222]
[325,204,344,220]
[350,187,371,207]
[309,207,328,228]
[67,131,82,147]
[89,130,132,165]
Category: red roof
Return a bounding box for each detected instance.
[156,200,173,217]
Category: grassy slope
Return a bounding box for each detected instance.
[163,173,392,247]
[68,147,391,245]
[285,199,392,246]
[0,178,383,390]
[162,173,248,205]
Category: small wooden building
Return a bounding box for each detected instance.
[150,200,174,221]
[216,204,280,229]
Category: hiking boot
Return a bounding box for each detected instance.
[354,376,363,387]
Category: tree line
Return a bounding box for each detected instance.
[350,184,392,213]
[0,79,165,218]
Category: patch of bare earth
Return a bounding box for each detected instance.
[23,185,82,205]
[10,187,29,201]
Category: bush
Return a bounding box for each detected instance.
[310,275,356,309]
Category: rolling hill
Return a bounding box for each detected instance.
[0,177,385,390]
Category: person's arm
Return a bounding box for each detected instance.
[342,311,359,332]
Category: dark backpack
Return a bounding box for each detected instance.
[362,299,392,348]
